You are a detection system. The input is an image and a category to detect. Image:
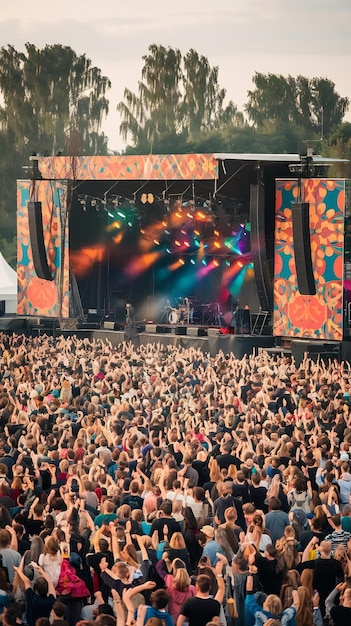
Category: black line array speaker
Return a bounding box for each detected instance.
[250,183,272,311]
[27,202,53,281]
[292,202,316,295]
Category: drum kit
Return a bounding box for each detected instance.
[162,297,222,325]
[163,297,195,324]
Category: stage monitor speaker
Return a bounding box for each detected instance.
[207,328,219,336]
[292,202,316,295]
[103,321,115,330]
[175,326,187,335]
[145,324,157,333]
[187,327,199,336]
[59,319,77,330]
[187,327,207,337]
[27,202,53,281]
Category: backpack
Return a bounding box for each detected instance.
[290,490,311,514]
[56,559,90,598]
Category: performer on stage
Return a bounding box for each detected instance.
[125,303,135,326]
[242,304,251,334]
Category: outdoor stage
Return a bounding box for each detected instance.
[12,152,350,365]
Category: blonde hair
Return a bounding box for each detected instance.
[169,532,186,550]
[45,537,60,556]
[209,458,221,482]
[173,567,191,591]
[263,595,282,616]
[116,504,130,519]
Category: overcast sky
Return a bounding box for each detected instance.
[1,0,350,151]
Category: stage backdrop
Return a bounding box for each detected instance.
[17,180,69,317]
[274,179,345,341]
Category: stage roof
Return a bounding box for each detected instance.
[34,152,349,184]
[214,153,349,164]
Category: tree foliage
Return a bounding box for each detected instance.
[0,44,111,266]
[0,43,111,155]
[118,44,243,151]
[246,72,349,139]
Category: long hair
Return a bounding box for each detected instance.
[215,528,234,561]
[169,532,186,550]
[183,506,198,532]
[44,537,60,557]
[280,569,301,610]
[300,568,313,596]
[276,528,299,570]
[209,458,221,482]
[172,567,191,592]
[296,586,313,626]
[29,535,45,562]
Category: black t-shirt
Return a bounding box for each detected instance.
[86,549,114,585]
[23,518,44,538]
[150,516,181,543]
[25,588,55,626]
[121,493,144,510]
[330,605,351,626]
[249,485,268,512]
[180,596,221,626]
[216,453,240,470]
[192,460,210,487]
[255,554,283,596]
[313,557,344,602]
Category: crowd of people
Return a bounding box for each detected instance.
[0,331,351,626]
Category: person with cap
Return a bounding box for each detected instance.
[199,525,224,566]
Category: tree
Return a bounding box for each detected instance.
[118,44,241,151]
[0,44,111,265]
[246,72,349,140]
[0,43,111,155]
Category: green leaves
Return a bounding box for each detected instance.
[118,43,240,152]
[0,43,111,155]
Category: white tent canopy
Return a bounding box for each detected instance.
[0,252,17,314]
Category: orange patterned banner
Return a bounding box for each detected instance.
[17,180,70,318]
[38,154,218,181]
[274,179,345,341]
